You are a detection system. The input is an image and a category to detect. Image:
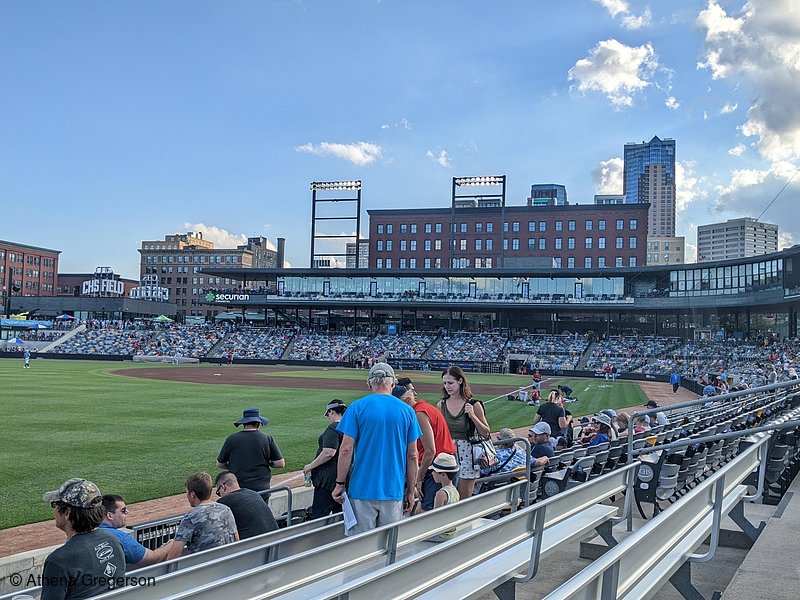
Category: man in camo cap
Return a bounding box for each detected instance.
[40,478,126,600]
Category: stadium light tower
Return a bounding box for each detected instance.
[451,175,507,267]
[310,180,362,268]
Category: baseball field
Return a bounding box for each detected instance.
[0,357,648,529]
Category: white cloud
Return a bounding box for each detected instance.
[720,102,738,114]
[715,167,770,197]
[594,0,651,29]
[568,39,658,107]
[684,241,698,263]
[426,149,452,168]
[180,223,279,251]
[712,162,800,236]
[295,141,383,165]
[779,231,796,250]
[728,144,747,156]
[594,0,628,18]
[181,223,247,248]
[591,157,624,194]
[380,118,412,131]
[703,110,710,120]
[676,160,707,213]
[621,8,652,30]
[665,96,680,110]
[697,0,800,162]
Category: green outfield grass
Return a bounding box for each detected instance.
[0,359,648,529]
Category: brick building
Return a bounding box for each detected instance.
[367,203,648,271]
[138,232,281,319]
[0,239,60,298]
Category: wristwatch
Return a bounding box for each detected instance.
[335,481,346,485]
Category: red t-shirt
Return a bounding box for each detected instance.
[414,399,456,460]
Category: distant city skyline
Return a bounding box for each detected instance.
[1,1,798,278]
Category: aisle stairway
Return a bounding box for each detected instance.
[575,341,596,370]
[41,324,86,353]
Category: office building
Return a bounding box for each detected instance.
[528,184,568,206]
[368,203,648,271]
[138,232,280,318]
[646,236,685,265]
[346,240,370,269]
[623,136,676,236]
[697,218,778,263]
[0,240,60,298]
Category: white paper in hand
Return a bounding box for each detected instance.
[342,492,357,531]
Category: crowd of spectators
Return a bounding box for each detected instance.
[287,333,369,362]
[52,324,225,357]
[586,336,682,373]
[508,334,590,370]
[17,329,68,342]
[361,332,438,359]
[52,329,158,356]
[82,319,154,331]
[638,336,800,386]
[30,321,800,385]
[217,328,294,360]
[427,332,508,362]
[139,324,225,357]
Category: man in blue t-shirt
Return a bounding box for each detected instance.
[670,370,681,394]
[100,495,174,566]
[334,362,422,536]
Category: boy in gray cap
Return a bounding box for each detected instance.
[41,478,126,600]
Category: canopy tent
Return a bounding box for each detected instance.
[152,315,174,324]
[54,314,75,321]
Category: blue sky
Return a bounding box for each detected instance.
[2,0,799,277]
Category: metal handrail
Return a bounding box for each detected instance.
[474,435,533,505]
[258,485,294,526]
[129,484,297,549]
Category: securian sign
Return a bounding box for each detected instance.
[206,292,251,302]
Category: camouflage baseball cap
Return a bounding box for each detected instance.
[43,478,102,508]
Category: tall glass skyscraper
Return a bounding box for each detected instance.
[623,136,676,236]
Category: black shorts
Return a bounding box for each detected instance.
[421,470,443,511]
